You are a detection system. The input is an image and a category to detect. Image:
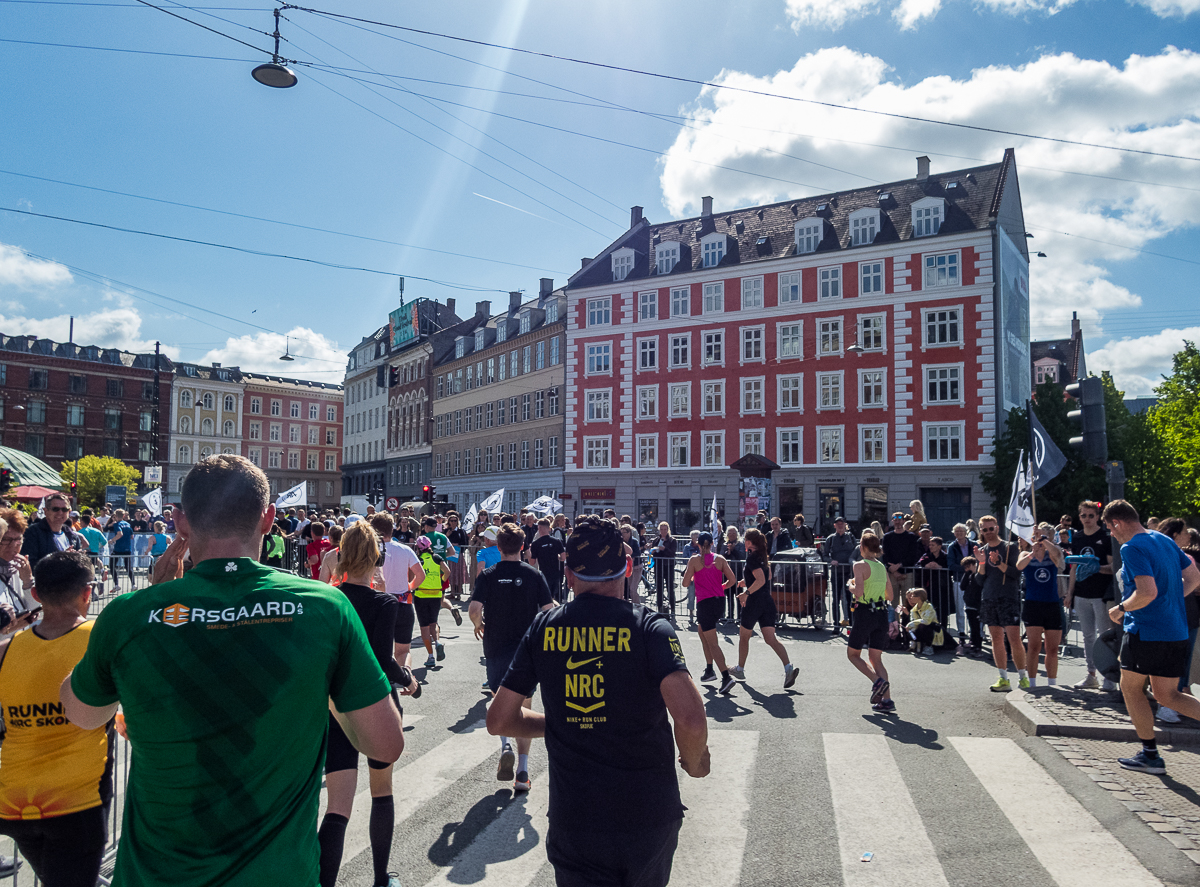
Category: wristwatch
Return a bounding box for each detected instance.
[1117,603,1127,613]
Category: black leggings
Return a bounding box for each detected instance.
[109,554,134,586]
[0,805,106,887]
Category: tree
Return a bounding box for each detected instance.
[1147,341,1200,518]
[61,456,142,509]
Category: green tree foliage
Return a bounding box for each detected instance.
[1146,341,1200,518]
[60,456,142,509]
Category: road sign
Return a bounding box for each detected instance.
[143,465,163,484]
[385,496,400,512]
[105,485,127,509]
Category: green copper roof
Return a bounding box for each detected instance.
[0,445,65,489]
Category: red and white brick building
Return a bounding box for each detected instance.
[563,151,1030,535]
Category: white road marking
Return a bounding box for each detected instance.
[951,737,1162,887]
[824,733,951,887]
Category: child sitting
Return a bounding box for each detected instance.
[959,556,982,656]
[902,588,944,655]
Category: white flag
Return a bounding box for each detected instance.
[275,481,307,509]
[464,503,479,527]
[480,488,505,513]
[143,487,163,517]
[526,495,561,515]
[710,493,720,540]
[36,497,45,519]
[1006,451,1036,543]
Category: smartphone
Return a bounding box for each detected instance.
[17,606,42,621]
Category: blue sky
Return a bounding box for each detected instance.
[0,0,1197,393]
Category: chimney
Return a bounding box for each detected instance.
[1071,311,1081,338]
[475,300,491,318]
[509,291,522,313]
[212,362,221,368]
[630,205,643,228]
[445,298,455,317]
[916,156,930,180]
[581,257,590,269]
[539,277,554,297]
[701,196,713,217]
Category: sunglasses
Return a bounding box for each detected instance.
[48,506,70,513]
[981,527,998,533]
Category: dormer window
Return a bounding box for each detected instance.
[454,337,466,359]
[700,233,726,268]
[850,209,879,246]
[612,248,635,282]
[656,241,680,275]
[795,218,823,254]
[913,197,945,237]
[474,330,485,350]
[545,300,559,323]
[496,322,507,343]
[519,312,531,334]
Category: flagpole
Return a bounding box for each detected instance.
[1026,400,1039,537]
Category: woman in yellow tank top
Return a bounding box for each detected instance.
[845,532,896,713]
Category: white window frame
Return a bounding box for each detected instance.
[639,291,658,321]
[520,312,532,335]
[795,218,823,254]
[817,317,843,358]
[655,242,680,275]
[923,362,965,406]
[859,260,884,296]
[637,434,658,468]
[740,429,765,457]
[778,321,803,361]
[741,276,763,309]
[778,428,803,465]
[778,271,801,304]
[669,432,691,468]
[702,431,725,468]
[585,388,612,423]
[817,371,844,412]
[700,233,726,268]
[702,281,724,315]
[778,374,803,414]
[669,382,691,420]
[858,367,887,410]
[850,208,879,246]
[612,248,635,282]
[587,297,612,327]
[636,385,658,421]
[858,313,887,353]
[924,421,965,462]
[740,325,765,365]
[860,424,887,464]
[585,341,614,376]
[701,329,724,368]
[669,333,691,370]
[701,380,725,417]
[922,305,964,350]
[818,266,842,301]
[818,426,845,465]
[740,376,765,416]
[923,251,961,288]
[912,197,945,238]
[637,336,658,373]
[584,436,611,469]
[670,286,690,317]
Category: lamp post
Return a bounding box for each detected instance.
[251,8,297,88]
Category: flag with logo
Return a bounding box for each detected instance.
[36,498,45,519]
[710,494,720,540]
[480,488,505,513]
[1029,408,1068,490]
[1005,451,1036,542]
[143,487,163,517]
[275,481,307,509]
[526,495,561,515]
[464,503,478,527]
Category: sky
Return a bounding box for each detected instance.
[0,0,1197,394]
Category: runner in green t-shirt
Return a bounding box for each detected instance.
[61,455,403,887]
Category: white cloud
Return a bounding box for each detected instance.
[786,0,879,29]
[893,0,943,29]
[1089,327,1200,396]
[0,243,72,289]
[0,302,177,356]
[787,0,1189,29]
[1136,0,1200,14]
[198,328,345,380]
[658,45,1200,352]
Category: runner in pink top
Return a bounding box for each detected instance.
[681,533,738,695]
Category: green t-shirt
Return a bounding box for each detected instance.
[424,531,451,560]
[70,557,390,887]
[79,526,106,554]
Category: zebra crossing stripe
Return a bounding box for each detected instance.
[824,733,951,887]
[951,737,1161,887]
[338,718,498,864]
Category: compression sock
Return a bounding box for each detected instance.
[518,753,529,773]
[317,812,349,887]
[998,669,1008,680]
[370,796,395,887]
[1143,738,1159,754]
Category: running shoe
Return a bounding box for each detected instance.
[497,747,516,782]
[1157,706,1182,724]
[1118,750,1166,775]
[435,642,446,661]
[1018,676,1030,690]
[718,673,737,695]
[871,699,896,713]
[0,856,20,877]
[700,665,717,683]
[1074,672,1100,689]
[784,664,800,689]
[382,875,402,887]
[451,605,463,626]
[990,677,1012,692]
[730,665,746,681]
[1101,678,1119,691]
[922,645,935,656]
[424,654,437,669]
[513,771,531,793]
[870,677,889,705]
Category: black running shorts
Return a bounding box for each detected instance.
[1021,599,1064,631]
[697,597,725,632]
[980,595,1021,627]
[413,596,442,628]
[739,590,778,630]
[847,605,888,651]
[324,690,402,773]
[392,597,416,643]
[547,818,681,887]
[1120,632,1190,678]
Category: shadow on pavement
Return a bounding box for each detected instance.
[428,790,540,882]
[740,681,800,718]
[862,713,944,750]
[449,698,490,733]
[703,692,755,723]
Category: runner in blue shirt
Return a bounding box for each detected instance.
[1102,500,1200,775]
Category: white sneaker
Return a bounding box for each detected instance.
[730,666,746,681]
[1101,678,1119,691]
[1074,673,1100,689]
[1157,706,1182,724]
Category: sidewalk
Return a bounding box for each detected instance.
[1007,685,1200,743]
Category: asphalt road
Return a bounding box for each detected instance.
[326,616,1197,887]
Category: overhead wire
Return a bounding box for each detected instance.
[129,0,271,56]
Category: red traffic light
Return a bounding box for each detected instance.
[421,485,434,502]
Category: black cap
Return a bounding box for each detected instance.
[565,516,627,581]
[698,532,714,546]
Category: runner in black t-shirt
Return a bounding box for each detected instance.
[487,516,709,887]
[1066,501,1116,689]
[528,518,567,602]
[469,523,554,792]
[732,529,799,689]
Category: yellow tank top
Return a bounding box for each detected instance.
[862,559,887,604]
[414,551,444,598]
[0,621,112,820]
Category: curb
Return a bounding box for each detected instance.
[1004,691,1200,745]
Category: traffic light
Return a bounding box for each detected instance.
[1065,376,1107,466]
[69,481,78,502]
[421,485,434,503]
[0,467,12,494]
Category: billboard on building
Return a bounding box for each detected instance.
[389,300,424,348]
[997,226,1031,413]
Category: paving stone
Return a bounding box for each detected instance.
[1150,822,1179,832]
[1164,833,1196,850]
[1182,849,1200,865]
[1138,812,1168,822]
